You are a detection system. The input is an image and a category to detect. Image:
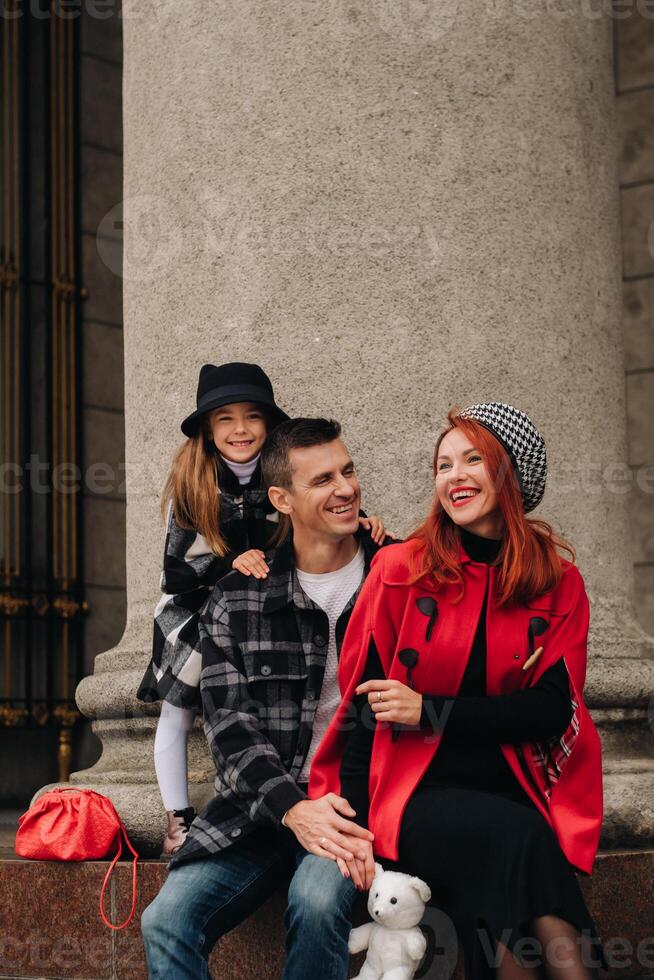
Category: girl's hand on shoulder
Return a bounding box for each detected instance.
[359,515,397,545]
[232,549,269,579]
[356,679,422,727]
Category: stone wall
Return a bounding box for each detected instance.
[77,4,126,772]
[617,10,654,634]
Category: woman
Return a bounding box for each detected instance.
[309,402,606,980]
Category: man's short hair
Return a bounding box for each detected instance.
[261,418,342,490]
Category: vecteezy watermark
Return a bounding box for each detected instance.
[476,929,606,972]
[414,905,460,979]
[479,0,654,19]
[97,196,184,285]
[0,931,143,973]
[130,692,452,745]
[477,929,654,975]
[0,0,176,21]
[365,0,462,44]
[547,459,654,497]
[0,456,131,496]
[2,454,654,500]
[0,454,171,498]
[1,0,117,19]
[0,925,652,978]
[375,913,654,980]
[3,0,654,23]
[96,193,441,284]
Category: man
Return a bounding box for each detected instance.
[141,418,393,979]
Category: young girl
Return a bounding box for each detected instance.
[137,361,387,856]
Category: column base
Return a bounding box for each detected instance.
[594,705,654,849]
[57,644,217,853]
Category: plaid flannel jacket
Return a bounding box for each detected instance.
[169,526,390,867]
[137,458,279,709]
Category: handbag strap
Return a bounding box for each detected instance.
[99,822,139,931]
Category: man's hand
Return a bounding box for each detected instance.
[356,678,423,727]
[336,838,376,891]
[232,549,269,578]
[284,794,374,863]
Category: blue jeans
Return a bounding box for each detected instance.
[141,828,357,979]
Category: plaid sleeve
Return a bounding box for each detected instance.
[199,589,307,826]
[137,504,232,706]
[161,502,235,595]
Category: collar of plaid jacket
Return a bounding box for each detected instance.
[262,524,384,615]
[308,538,603,875]
[216,453,264,495]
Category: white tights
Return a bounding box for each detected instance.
[153,702,195,811]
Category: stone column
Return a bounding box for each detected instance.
[72,0,653,852]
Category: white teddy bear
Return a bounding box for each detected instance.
[348,863,432,980]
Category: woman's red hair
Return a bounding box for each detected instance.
[409,409,575,606]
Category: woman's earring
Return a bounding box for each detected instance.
[416,597,438,641]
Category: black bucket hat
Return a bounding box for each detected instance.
[181,362,289,438]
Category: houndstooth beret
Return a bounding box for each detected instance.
[456,402,547,513]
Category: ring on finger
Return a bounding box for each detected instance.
[320,837,328,847]
[377,691,383,703]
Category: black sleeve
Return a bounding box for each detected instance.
[419,657,573,743]
[339,636,386,828]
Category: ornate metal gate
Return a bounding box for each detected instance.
[0,1,87,788]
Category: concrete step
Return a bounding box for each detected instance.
[0,842,651,979]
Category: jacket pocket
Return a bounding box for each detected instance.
[241,650,308,683]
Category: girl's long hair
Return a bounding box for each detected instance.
[160,411,269,556]
[409,409,575,606]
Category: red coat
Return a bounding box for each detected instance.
[309,538,603,875]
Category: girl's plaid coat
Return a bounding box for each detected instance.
[137,458,279,709]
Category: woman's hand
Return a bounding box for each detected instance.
[232,549,269,578]
[358,515,397,545]
[336,838,376,891]
[284,796,374,864]
[356,679,423,727]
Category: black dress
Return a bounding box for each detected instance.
[340,528,606,980]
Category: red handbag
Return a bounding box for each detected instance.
[15,787,139,930]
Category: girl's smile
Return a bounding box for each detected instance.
[228,438,256,448]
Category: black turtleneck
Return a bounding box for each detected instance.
[339,528,573,825]
[459,525,503,563]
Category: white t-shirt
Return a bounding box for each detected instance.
[296,545,365,784]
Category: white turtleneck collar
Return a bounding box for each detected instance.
[220,452,260,486]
